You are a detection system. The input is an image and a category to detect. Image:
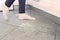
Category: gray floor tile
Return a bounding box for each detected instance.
[0,6,60,40]
[18,19,57,35]
[1,26,55,40]
[0,22,17,39]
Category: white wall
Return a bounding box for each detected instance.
[27,0,60,17]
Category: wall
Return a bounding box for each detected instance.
[27,0,60,18]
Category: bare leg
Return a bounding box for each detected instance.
[1,0,15,20]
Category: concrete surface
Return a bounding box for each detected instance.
[0,6,60,40]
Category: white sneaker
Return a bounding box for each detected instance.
[18,13,36,20]
[1,3,9,20]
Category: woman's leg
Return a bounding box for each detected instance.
[19,0,25,13]
[1,0,15,20]
[5,0,15,7]
[18,0,35,20]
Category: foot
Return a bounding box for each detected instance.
[18,14,36,20]
[3,14,8,21]
[1,3,9,20]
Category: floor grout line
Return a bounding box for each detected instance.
[54,25,57,40]
[0,21,19,27]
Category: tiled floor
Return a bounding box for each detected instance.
[0,6,60,40]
